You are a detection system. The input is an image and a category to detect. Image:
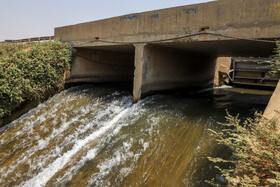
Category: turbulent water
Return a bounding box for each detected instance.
[0,85,271,187]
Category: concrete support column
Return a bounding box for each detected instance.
[133,44,147,103]
[214,57,232,87]
[133,44,217,103]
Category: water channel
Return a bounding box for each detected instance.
[0,85,272,186]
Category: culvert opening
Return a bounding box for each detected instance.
[66,45,136,90]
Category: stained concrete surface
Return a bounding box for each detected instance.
[55,0,280,102]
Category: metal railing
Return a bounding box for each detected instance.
[0,36,54,43]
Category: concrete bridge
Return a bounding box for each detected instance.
[55,0,280,102]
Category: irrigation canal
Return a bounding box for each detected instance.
[0,85,272,186]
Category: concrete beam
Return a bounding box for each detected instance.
[133,44,217,102]
[67,48,134,83]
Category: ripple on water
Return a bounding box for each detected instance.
[0,86,270,187]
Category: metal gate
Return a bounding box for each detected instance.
[230,57,279,88]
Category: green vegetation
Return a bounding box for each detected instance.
[266,41,280,78]
[208,112,280,186]
[0,41,74,118]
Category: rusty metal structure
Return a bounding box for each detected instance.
[230,58,279,88]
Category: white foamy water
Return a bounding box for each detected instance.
[22,107,130,187]
[0,87,139,186]
[52,100,149,186]
[0,92,103,181]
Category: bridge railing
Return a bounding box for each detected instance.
[0,36,54,43]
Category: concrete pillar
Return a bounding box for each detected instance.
[263,80,280,121]
[214,57,232,87]
[133,44,147,102]
[68,48,134,83]
[133,44,217,103]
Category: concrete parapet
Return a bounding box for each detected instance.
[55,0,280,54]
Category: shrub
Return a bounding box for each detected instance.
[0,41,74,118]
[208,112,280,186]
[266,41,280,78]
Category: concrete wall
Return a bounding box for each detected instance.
[263,80,280,121]
[133,44,216,102]
[214,57,232,86]
[67,48,134,83]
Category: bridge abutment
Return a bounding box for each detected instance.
[133,44,217,102]
[263,80,280,121]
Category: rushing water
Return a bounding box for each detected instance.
[0,85,271,187]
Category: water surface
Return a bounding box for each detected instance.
[0,85,271,186]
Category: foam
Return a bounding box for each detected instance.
[21,106,130,187]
